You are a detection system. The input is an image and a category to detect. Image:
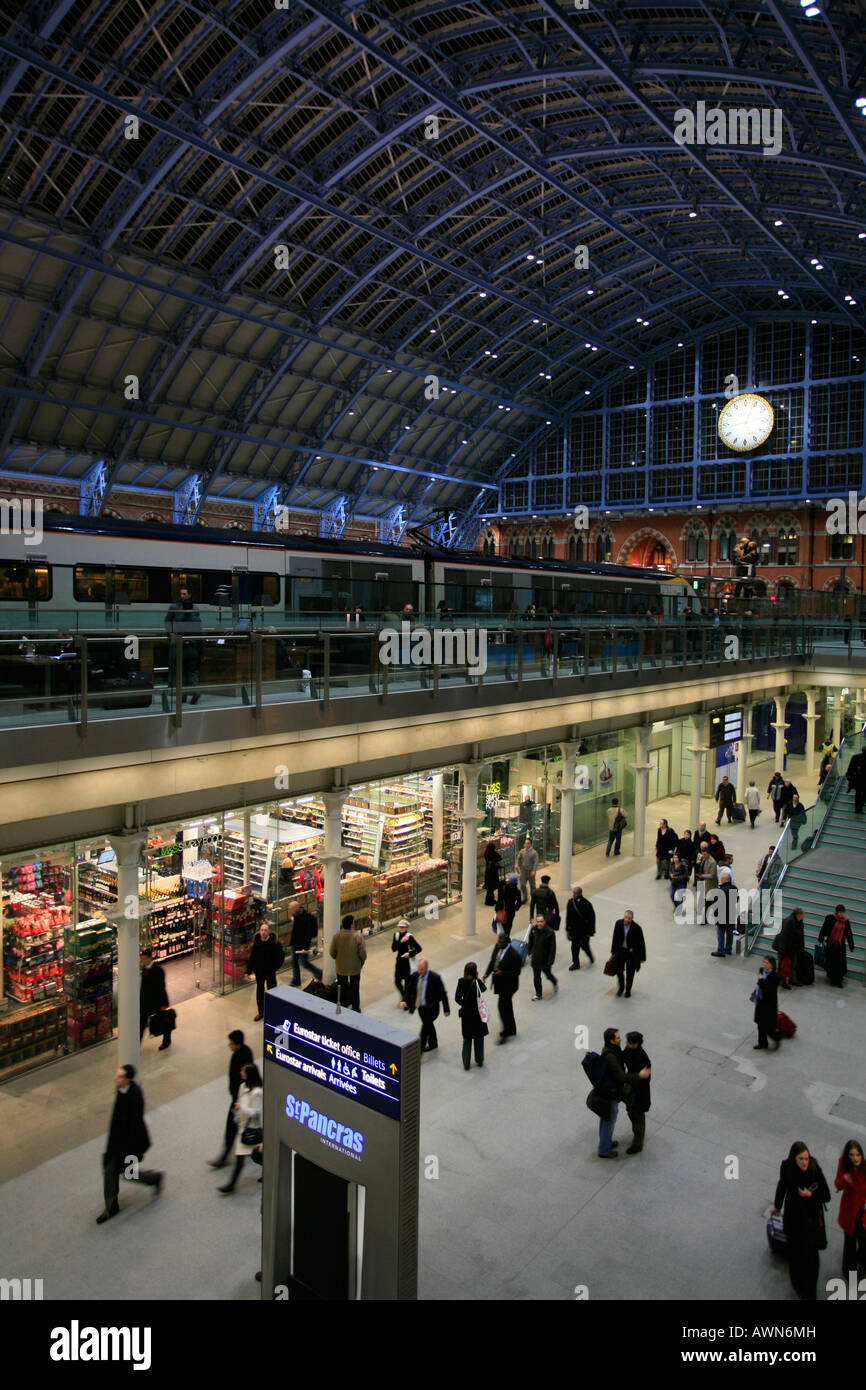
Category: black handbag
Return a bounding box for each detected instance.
[241,1125,263,1146]
[585,1090,611,1122]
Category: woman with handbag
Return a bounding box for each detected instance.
[217,1062,263,1194]
[770,1142,831,1299]
[835,1139,866,1277]
[454,961,488,1070]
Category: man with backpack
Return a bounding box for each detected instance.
[606,800,626,857]
[482,931,523,1043]
[584,1027,650,1158]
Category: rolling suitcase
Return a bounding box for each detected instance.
[732,802,747,822]
[777,1010,797,1038]
[766,1213,789,1257]
[796,951,815,986]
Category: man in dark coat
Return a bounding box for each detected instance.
[767,771,785,822]
[846,752,866,814]
[97,1065,162,1223]
[287,899,322,987]
[752,955,781,1049]
[778,778,798,818]
[139,948,170,1049]
[597,1027,651,1158]
[566,886,595,970]
[482,933,523,1042]
[676,830,696,866]
[715,775,736,824]
[209,1030,254,1168]
[781,793,807,848]
[530,874,560,928]
[527,914,558,1000]
[245,920,285,1020]
[774,907,805,990]
[622,1031,652,1153]
[709,869,740,958]
[693,820,710,851]
[400,958,450,1052]
[500,874,522,933]
[611,910,646,998]
[655,820,678,879]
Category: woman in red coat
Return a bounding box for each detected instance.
[835,1139,866,1276]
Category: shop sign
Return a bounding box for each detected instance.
[482,781,500,810]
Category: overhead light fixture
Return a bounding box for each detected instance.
[688,210,697,219]
[532,317,540,324]
[584,389,590,395]
[586,289,594,295]
[526,254,535,261]
[774,219,784,227]
[804,5,820,13]
[479,291,487,298]
[629,365,635,370]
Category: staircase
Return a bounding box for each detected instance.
[751,776,866,982]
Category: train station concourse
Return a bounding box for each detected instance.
[0,0,864,1340]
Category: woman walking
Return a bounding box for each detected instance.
[818,904,854,988]
[454,961,488,1070]
[834,1140,866,1277]
[483,840,502,907]
[771,1141,831,1299]
[217,1062,262,1194]
[391,919,422,1001]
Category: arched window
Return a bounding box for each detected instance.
[828,533,854,562]
[481,533,496,557]
[541,532,554,559]
[524,533,539,559]
[750,528,772,564]
[686,531,706,563]
[776,579,795,602]
[777,529,798,566]
[508,532,520,557]
[595,531,611,563]
[567,533,584,563]
[718,527,737,562]
[649,544,671,569]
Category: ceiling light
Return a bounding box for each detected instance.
[777,289,785,296]
[536,258,544,265]
[526,254,535,261]
[587,289,594,295]
[462,440,468,444]
[858,232,866,238]
[629,365,635,370]
[815,263,823,270]
[545,372,552,378]
[856,98,866,108]
[636,317,643,323]
[688,210,697,219]
[810,258,819,265]
[498,404,505,409]
[811,319,817,324]
[486,350,492,355]
[804,5,820,13]
[774,219,784,226]
[845,294,855,301]
[532,317,540,323]
[545,419,551,425]
[584,389,590,395]
[479,292,487,298]
[492,353,498,359]
[404,425,411,430]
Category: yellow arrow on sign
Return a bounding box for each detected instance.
[389,1062,398,1075]
[266,1043,273,1054]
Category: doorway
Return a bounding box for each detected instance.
[647,746,670,804]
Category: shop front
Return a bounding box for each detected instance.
[0,733,633,1081]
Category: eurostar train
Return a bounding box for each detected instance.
[0,511,700,624]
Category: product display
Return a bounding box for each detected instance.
[0,999,65,1070]
[221,827,275,896]
[64,918,115,1049]
[210,888,256,980]
[77,864,118,917]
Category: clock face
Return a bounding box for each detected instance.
[718,393,774,451]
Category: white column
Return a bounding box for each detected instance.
[631,724,652,858]
[854,688,866,727]
[320,791,347,985]
[803,688,820,782]
[771,690,788,771]
[431,772,445,860]
[110,832,145,1071]
[242,810,251,884]
[558,743,579,900]
[735,705,754,803]
[458,763,484,939]
[832,689,843,748]
[688,714,709,832]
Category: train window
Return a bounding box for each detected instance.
[74,566,169,603]
[0,562,51,601]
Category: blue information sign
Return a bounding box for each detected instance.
[264,993,403,1121]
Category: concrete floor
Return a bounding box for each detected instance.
[1,751,862,1301]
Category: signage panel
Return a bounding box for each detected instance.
[264,992,402,1121]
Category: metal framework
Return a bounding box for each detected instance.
[0,0,863,537]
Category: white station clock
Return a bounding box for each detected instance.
[717,392,774,451]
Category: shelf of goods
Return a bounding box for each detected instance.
[340,872,373,936]
[210,888,257,981]
[416,857,448,910]
[77,866,118,918]
[0,999,65,1069]
[222,831,275,897]
[143,897,200,962]
[280,801,324,832]
[2,892,69,1002]
[340,805,385,869]
[380,806,425,870]
[64,918,115,1048]
[412,781,458,857]
[448,829,514,889]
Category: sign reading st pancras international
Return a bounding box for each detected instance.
[264,993,402,1121]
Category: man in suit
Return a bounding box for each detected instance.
[483,932,523,1043]
[287,899,322,987]
[97,1065,163,1223]
[528,914,558,1000]
[139,948,171,1049]
[246,920,285,1021]
[566,885,595,970]
[610,910,646,998]
[655,820,678,879]
[399,958,450,1052]
[209,1030,254,1169]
